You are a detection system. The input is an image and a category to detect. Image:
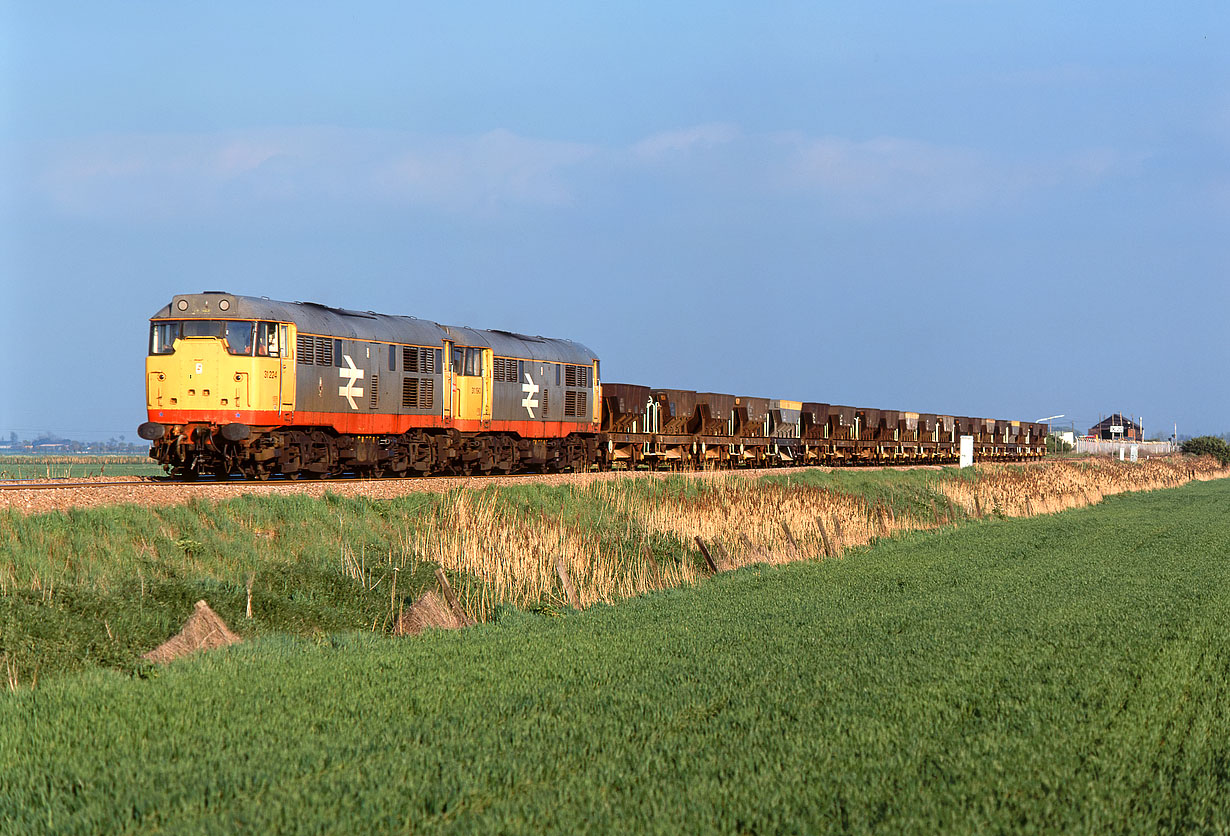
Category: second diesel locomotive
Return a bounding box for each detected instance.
[138,292,1048,478]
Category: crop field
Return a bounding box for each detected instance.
[1,470,1228,833]
[0,454,162,480]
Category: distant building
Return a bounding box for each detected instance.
[1088,414,1142,441]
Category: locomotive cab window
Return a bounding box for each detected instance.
[149,319,257,356]
[255,322,280,357]
[219,321,255,356]
[454,347,483,376]
[466,347,483,376]
[149,322,178,355]
[224,322,253,355]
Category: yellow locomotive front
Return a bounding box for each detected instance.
[139,293,296,476]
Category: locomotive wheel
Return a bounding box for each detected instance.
[241,463,271,481]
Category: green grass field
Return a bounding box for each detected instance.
[0,454,162,479]
[2,478,1226,834]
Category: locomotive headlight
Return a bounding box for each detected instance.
[176,299,189,311]
[218,299,230,311]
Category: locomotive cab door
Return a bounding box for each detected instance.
[592,359,601,426]
[443,341,454,425]
[279,323,295,415]
[480,348,492,428]
[450,345,491,427]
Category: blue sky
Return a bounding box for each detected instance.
[2,1,1227,440]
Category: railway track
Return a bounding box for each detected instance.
[0,468,785,515]
[0,459,969,493]
[0,474,474,491]
[0,459,974,502]
[0,477,209,491]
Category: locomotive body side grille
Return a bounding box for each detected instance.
[564,390,588,417]
[315,337,332,366]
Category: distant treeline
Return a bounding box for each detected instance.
[0,432,146,454]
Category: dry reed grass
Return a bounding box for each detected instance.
[594,477,889,570]
[937,456,1229,519]
[404,456,1229,622]
[400,490,699,620]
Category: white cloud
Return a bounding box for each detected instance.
[24,124,1142,221]
[630,123,741,161]
[776,134,999,212]
[33,127,597,219]
[379,129,596,209]
[770,134,1149,215]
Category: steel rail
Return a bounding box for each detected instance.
[0,458,1011,493]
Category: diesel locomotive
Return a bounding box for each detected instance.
[138,292,1048,478]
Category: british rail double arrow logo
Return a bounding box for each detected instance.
[521,374,540,418]
[338,355,365,410]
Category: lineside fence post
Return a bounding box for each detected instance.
[694,537,720,574]
[435,567,473,627]
[815,517,835,558]
[556,556,580,609]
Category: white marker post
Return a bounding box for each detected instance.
[959,435,974,469]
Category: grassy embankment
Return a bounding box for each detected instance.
[1,473,1228,833]
[0,457,1223,688]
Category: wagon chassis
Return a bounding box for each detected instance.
[149,422,1042,482]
